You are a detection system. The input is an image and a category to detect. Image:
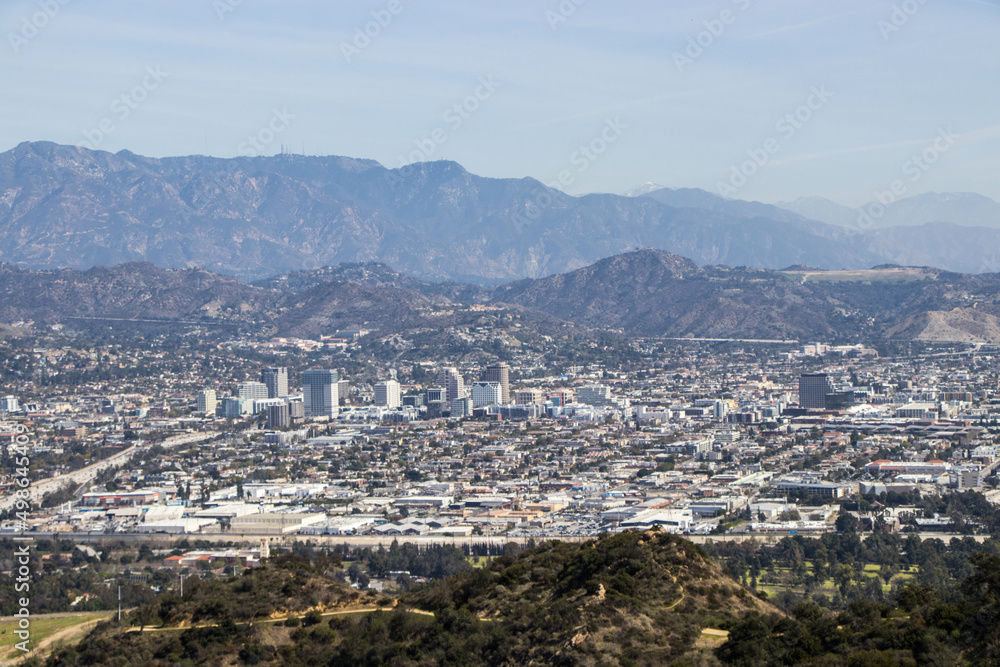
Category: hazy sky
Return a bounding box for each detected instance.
[1,0,998,206]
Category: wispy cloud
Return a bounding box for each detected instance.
[772,122,1000,168]
[738,12,860,40]
[769,135,958,167]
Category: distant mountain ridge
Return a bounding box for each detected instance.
[3,141,1000,280]
[774,191,1000,230]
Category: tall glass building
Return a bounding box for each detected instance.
[303,369,339,418]
[261,367,289,398]
[799,373,834,410]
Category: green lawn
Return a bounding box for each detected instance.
[753,564,920,597]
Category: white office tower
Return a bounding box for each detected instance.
[374,379,401,408]
[0,395,19,412]
[436,367,465,403]
[237,381,269,401]
[261,367,289,398]
[471,381,502,408]
[713,400,728,420]
[303,369,339,418]
[576,384,612,405]
[196,389,217,415]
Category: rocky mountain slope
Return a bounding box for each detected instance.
[0,262,276,325]
[4,141,1000,281]
[2,250,999,342]
[495,249,1000,341]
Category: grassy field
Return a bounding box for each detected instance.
[753,563,918,599]
[0,611,115,663]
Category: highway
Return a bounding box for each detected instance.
[1,444,139,513]
[646,337,799,345]
[22,530,988,548]
[0,432,217,513]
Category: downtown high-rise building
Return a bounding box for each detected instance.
[267,403,290,429]
[436,367,465,404]
[196,388,217,415]
[374,379,401,408]
[237,381,269,401]
[799,373,835,410]
[302,369,339,418]
[471,381,502,408]
[576,384,612,406]
[514,389,543,405]
[480,362,511,404]
[261,367,289,399]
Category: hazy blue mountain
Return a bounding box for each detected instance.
[775,192,1000,229]
[2,141,999,281]
[632,186,810,224]
[773,196,858,227]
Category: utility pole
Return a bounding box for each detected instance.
[118,585,121,623]
[179,574,184,597]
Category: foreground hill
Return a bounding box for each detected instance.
[5,141,1000,281]
[395,531,775,665]
[46,532,774,666]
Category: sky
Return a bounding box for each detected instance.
[1,0,998,207]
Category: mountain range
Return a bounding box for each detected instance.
[3,249,1000,343]
[774,191,1000,230]
[3,141,1000,282]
